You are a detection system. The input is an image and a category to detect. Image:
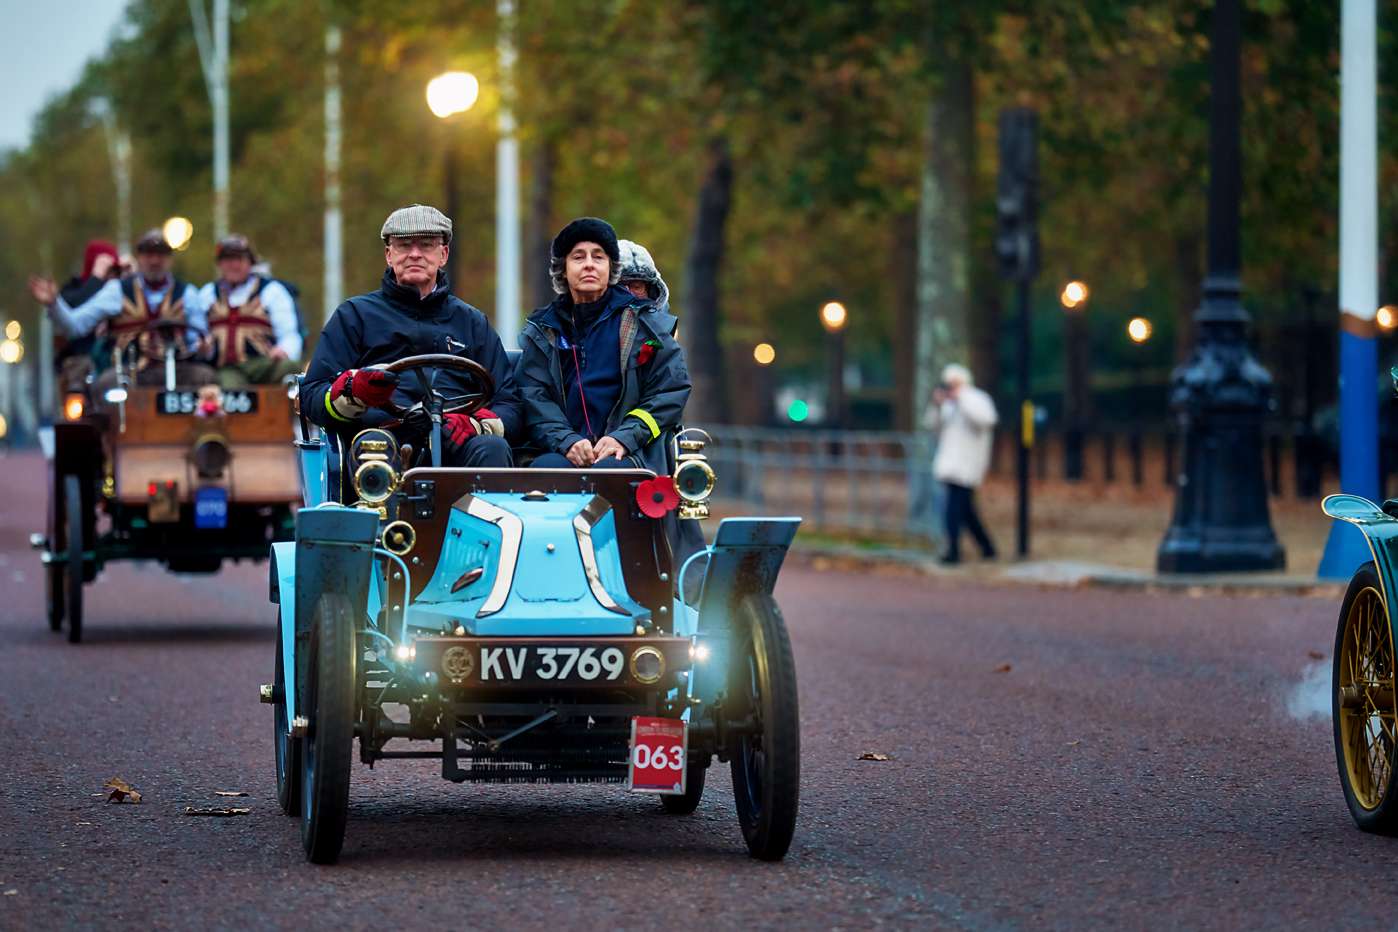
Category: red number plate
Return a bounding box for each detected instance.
[628,716,688,795]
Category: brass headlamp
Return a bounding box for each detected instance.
[671,428,714,520]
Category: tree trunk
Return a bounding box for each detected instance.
[890,209,918,432]
[681,137,732,423]
[524,138,556,311]
[1174,232,1203,362]
[912,59,975,418]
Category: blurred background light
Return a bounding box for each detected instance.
[753,342,775,365]
[426,71,479,119]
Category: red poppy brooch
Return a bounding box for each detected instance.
[636,339,660,367]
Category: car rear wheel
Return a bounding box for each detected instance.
[63,475,84,644]
[660,762,706,815]
[1334,562,1398,832]
[729,592,799,860]
[300,592,356,863]
[273,611,302,817]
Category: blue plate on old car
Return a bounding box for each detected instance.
[194,486,229,529]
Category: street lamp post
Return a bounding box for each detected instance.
[820,301,849,428]
[426,71,480,291]
[1156,0,1284,573]
[1061,280,1090,481]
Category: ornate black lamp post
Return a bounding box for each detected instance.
[1156,0,1285,573]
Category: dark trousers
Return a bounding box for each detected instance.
[428,433,512,467]
[943,481,995,561]
[530,452,637,470]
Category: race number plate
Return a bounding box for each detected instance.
[194,486,229,529]
[155,389,258,416]
[628,716,688,795]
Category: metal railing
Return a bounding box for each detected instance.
[705,426,942,544]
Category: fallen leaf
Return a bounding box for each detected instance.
[104,777,141,804]
[3,890,16,896]
[1308,650,1325,660]
[213,791,248,798]
[993,663,1013,673]
[75,821,93,826]
[858,752,891,761]
[184,807,250,817]
[1066,740,1082,747]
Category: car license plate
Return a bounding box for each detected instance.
[470,644,629,684]
[156,389,258,415]
[194,486,228,529]
[628,716,688,794]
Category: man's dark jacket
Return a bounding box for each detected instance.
[516,286,689,475]
[303,269,522,439]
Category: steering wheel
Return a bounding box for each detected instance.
[134,318,210,364]
[379,353,495,420]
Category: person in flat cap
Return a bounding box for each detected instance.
[515,217,690,473]
[197,234,303,388]
[300,204,522,467]
[29,227,215,387]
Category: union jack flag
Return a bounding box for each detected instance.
[208,278,275,366]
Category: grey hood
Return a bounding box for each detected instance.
[615,239,670,310]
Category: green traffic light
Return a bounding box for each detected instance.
[787,399,809,423]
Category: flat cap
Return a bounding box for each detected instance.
[381,204,452,244]
[135,228,173,254]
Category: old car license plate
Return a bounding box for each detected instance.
[472,645,629,684]
[628,716,688,794]
[156,389,258,415]
[194,486,228,529]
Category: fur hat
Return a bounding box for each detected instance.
[615,239,669,308]
[380,204,452,244]
[549,217,621,295]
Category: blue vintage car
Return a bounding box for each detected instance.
[264,354,801,862]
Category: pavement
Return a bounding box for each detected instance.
[1,448,1392,929]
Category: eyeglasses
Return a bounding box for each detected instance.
[388,236,446,254]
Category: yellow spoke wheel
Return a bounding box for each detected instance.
[1334,563,1398,831]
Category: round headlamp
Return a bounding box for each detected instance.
[630,646,667,685]
[382,520,416,555]
[354,460,399,504]
[191,436,231,478]
[673,459,716,503]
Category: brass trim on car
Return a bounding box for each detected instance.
[629,645,666,684]
[353,460,399,504]
[382,520,416,556]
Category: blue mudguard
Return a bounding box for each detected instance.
[1323,494,1398,614]
[686,517,802,706]
[272,505,380,724]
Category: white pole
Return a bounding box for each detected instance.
[323,23,344,321]
[1339,0,1376,329]
[495,0,521,348]
[212,0,229,238]
[188,0,230,239]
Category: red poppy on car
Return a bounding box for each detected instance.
[635,475,679,518]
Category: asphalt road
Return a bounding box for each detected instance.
[0,449,1386,929]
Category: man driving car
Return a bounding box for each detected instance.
[300,204,521,467]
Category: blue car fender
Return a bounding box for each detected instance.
[686,517,801,707]
[274,506,380,724]
[1323,494,1398,618]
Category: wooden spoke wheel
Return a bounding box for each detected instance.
[1334,562,1398,831]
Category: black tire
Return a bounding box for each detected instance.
[273,611,302,817]
[1333,561,1398,832]
[46,565,64,632]
[45,473,64,631]
[300,592,357,863]
[729,592,800,860]
[63,475,84,644]
[660,763,706,815]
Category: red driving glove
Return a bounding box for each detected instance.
[443,412,477,447]
[330,368,399,407]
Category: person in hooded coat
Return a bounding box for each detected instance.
[516,218,690,475]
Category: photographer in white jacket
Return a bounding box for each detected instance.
[923,363,998,564]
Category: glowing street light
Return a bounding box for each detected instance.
[4,321,19,341]
[753,342,775,365]
[1378,305,1397,331]
[1060,280,1089,309]
[1127,316,1153,344]
[819,301,848,332]
[0,339,22,364]
[426,71,480,119]
[163,216,194,251]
